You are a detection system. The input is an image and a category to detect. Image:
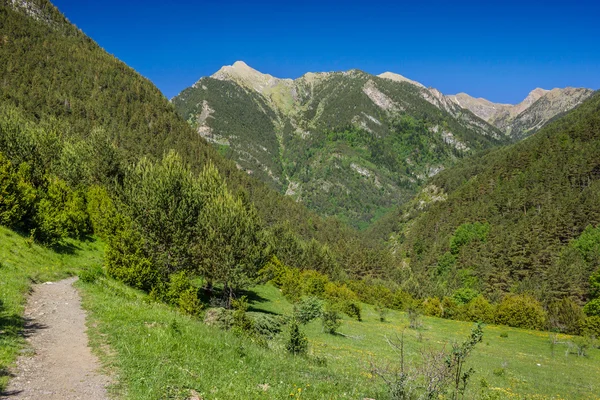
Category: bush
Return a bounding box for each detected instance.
[295,296,323,324]
[547,298,584,334]
[580,316,600,338]
[301,270,329,297]
[452,288,479,305]
[322,304,342,334]
[422,297,443,317]
[583,298,600,317]
[390,290,413,311]
[495,294,546,330]
[342,301,362,321]
[286,318,308,355]
[86,185,120,239]
[35,178,90,244]
[465,295,495,323]
[280,267,303,303]
[441,296,462,320]
[248,312,284,339]
[0,155,36,228]
[375,302,389,322]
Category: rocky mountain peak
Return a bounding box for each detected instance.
[377,72,425,88]
[211,61,291,94]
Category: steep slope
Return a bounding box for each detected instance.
[173,63,505,227]
[448,87,593,140]
[381,91,600,303]
[0,0,382,268]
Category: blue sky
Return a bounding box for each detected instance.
[53,0,599,103]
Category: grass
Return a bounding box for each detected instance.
[1,224,599,399]
[0,225,104,391]
[79,276,600,399]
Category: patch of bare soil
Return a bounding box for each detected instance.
[1,277,109,399]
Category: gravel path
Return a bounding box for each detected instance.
[1,277,109,399]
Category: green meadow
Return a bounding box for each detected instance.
[1,227,599,399]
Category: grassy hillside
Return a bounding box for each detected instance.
[377,91,600,303]
[79,274,599,399]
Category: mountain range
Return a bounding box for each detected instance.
[172,61,592,226]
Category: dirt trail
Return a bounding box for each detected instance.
[1,277,109,399]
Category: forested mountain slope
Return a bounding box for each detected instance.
[173,62,506,227]
[0,0,392,278]
[379,91,600,304]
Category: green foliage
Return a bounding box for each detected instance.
[450,222,490,255]
[85,185,121,240]
[423,297,443,317]
[105,226,157,292]
[280,267,303,303]
[286,318,308,356]
[495,295,546,330]
[386,92,600,304]
[77,265,104,284]
[323,282,362,321]
[34,177,90,244]
[547,298,584,334]
[583,298,600,317]
[321,303,342,334]
[300,269,330,297]
[0,154,36,228]
[580,316,600,338]
[452,288,479,305]
[294,296,324,325]
[465,296,495,324]
[441,296,462,320]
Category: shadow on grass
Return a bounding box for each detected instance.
[0,313,48,339]
[0,313,46,397]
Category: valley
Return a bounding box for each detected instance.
[0,1,599,399]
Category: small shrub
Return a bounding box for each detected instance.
[495,294,546,330]
[280,268,303,303]
[422,297,443,318]
[295,296,323,325]
[390,290,413,311]
[375,302,389,322]
[547,297,584,334]
[286,318,308,355]
[322,304,342,334]
[301,270,329,297]
[465,295,495,323]
[178,288,202,316]
[499,332,508,338]
[231,296,254,336]
[341,301,362,321]
[441,296,462,320]
[105,227,157,292]
[248,312,284,339]
[580,316,600,338]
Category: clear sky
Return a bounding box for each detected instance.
[52,0,599,104]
